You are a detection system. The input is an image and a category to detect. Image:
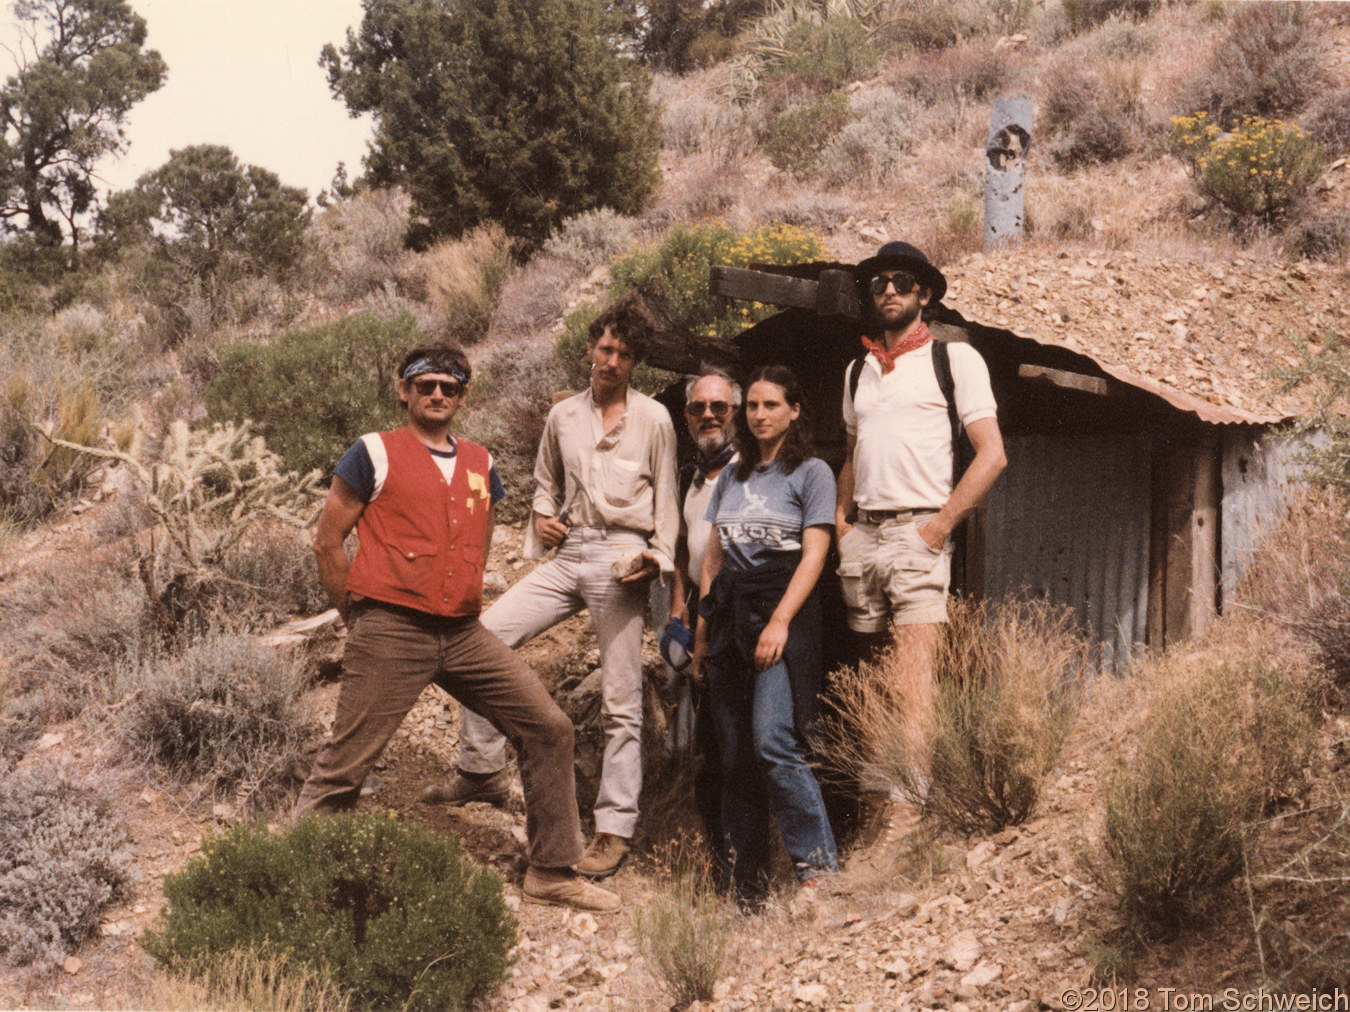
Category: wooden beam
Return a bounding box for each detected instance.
[644,328,741,377]
[710,266,863,318]
[1017,363,1109,396]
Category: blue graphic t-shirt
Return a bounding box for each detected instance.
[705,457,836,572]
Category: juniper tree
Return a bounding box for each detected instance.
[322,0,660,248]
[0,0,166,260]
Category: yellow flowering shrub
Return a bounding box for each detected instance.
[1169,112,1324,224]
[556,221,827,383]
[611,221,826,339]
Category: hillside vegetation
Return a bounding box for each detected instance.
[3,0,1350,1008]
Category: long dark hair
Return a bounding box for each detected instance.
[735,365,812,481]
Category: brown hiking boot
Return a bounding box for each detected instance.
[574,832,630,880]
[522,868,621,913]
[419,769,510,808]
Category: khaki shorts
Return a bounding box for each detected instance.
[837,517,952,632]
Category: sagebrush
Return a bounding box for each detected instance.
[0,762,132,965]
[116,630,315,811]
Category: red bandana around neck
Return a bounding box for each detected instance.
[860,321,934,374]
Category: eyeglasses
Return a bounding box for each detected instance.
[685,400,734,419]
[869,271,919,297]
[411,378,465,398]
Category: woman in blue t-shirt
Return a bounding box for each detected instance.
[691,364,839,904]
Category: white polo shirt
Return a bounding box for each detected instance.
[841,341,997,511]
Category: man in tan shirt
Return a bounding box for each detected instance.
[424,293,679,879]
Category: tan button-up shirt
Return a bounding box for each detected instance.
[522,387,679,572]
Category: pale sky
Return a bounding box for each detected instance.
[83,0,375,201]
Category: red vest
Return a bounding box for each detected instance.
[345,427,493,617]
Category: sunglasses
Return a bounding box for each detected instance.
[869,271,919,297]
[411,378,465,398]
[685,400,734,419]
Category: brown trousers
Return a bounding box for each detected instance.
[295,603,585,869]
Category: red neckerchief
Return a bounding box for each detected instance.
[861,321,934,374]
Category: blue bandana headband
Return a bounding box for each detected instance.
[402,357,469,384]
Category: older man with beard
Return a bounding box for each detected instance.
[667,365,741,862]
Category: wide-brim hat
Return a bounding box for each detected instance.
[854,241,947,304]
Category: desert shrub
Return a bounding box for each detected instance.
[143,814,516,1012]
[593,221,827,342]
[0,762,132,964]
[826,597,1086,835]
[1041,58,1145,167]
[0,544,152,753]
[543,208,644,273]
[816,87,920,184]
[1178,2,1324,128]
[453,340,569,520]
[657,85,760,165]
[1285,209,1350,264]
[764,92,853,177]
[765,15,878,91]
[895,42,1008,104]
[1170,113,1324,224]
[408,223,515,344]
[634,865,733,1008]
[1061,0,1157,35]
[487,253,580,339]
[760,192,863,230]
[1302,87,1350,158]
[1234,492,1350,688]
[875,0,987,53]
[1092,654,1317,938]
[0,309,138,525]
[311,188,414,302]
[206,312,416,477]
[146,947,351,1012]
[216,522,327,626]
[116,630,315,809]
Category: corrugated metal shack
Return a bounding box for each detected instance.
[653,250,1335,670]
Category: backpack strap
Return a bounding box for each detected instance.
[932,341,959,488]
[847,355,866,403]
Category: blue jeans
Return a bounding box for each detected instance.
[709,659,838,900]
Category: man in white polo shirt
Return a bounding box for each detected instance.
[835,241,1006,825]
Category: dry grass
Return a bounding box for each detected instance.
[137,947,351,1012]
[412,223,516,344]
[824,597,1087,836]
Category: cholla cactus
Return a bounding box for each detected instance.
[38,418,324,587]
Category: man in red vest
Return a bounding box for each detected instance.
[295,341,619,913]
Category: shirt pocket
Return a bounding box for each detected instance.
[600,455,648,508]
[384,537,439,588]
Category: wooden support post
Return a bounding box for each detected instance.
[1148,431,1220,647]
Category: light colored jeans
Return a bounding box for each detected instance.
[461,527,648,839]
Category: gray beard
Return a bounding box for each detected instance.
[694,431,733,458]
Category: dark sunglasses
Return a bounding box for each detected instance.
[868,271,919,297]
[411,378,465,398]
[685,400,733,419]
